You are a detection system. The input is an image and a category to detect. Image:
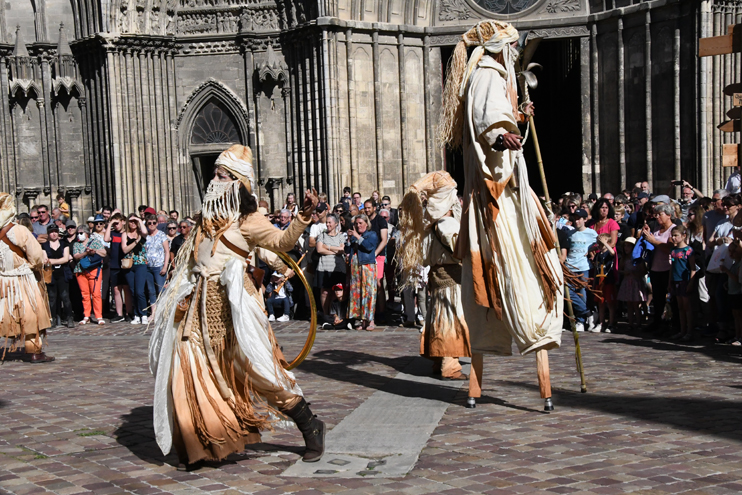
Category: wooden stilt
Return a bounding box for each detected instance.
[468,353,483,398]
[536,349,554,411]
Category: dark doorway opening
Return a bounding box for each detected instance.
[191,153,220,199]
[441,37,583,199]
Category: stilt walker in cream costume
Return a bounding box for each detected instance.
[440,20,564,410]
[398,171,470,380]
[0,193,54,363]
[149,144,325,468]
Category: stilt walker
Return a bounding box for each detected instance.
[149,144,325,468]
[439,20,563,410]
[397,171,470,380]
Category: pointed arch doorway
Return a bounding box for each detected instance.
[190,100,242,196]
[176,79,251,212]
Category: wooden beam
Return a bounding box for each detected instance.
[723,144,739,167]
[699,24,741,57]
[718,120,741,132]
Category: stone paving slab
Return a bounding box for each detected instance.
[0,321,741,494]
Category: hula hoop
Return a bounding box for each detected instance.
[273,251,317,370]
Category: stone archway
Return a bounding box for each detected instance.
[175,79,250,211]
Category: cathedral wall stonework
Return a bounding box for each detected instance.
[0,0,739,217]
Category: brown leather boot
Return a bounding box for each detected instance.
[23,352,55,363]
[281,398,325,462]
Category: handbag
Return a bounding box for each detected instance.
[79,253,103,272]
[120,257,133,269]
[42,264,53,284]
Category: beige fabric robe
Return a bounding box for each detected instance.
[458,54,563,356]
[0,224,51,351]
[420,216,470,359]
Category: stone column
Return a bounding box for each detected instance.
[372,31,383,192]
[398,33,408,192]
[423,35,433,173]
[40,55,58,195]
[106,48,123,209]
[580,37,592,194]
[644,11,653,189]
[617,18,626,191]
[37,98,51,198]
[345,28,358,192]
[591,24,601,193]
[699,0,710,194]
[0,56,14,192]
[282,86,294,185]
[673,28,681,193]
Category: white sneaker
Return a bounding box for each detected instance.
[141,316,149,325]
[130,316,141,325]
[268,315,276,322]
[277,315,290,322]
[586,313,597,331]
[574,322,585,332]
[589,323,601,333]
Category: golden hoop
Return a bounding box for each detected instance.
[273,251,317,370]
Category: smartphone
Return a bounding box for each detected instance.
[671,180,684,186]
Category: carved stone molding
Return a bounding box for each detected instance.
[256,44,288,84]
[544,0,580,14]
[16,186,42,201]
[9,79,42,99]
[439,0,473,21]
[429,34,464,46]
[64,186,86,198]
[181,40,239,55]
[528,26,589,39]
[53,76,85,96]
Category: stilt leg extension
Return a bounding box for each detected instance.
[466,353,483,408]
[537,349,554,411]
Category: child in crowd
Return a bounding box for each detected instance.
[617,237,647,331]
[721,240,742,346]
[669,225,696,341]
[321,283,351,329]
[265,272,293,322]
[591,233,618,332]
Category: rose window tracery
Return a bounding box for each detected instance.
[470,0,540,14]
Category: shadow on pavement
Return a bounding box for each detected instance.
[114,406,303,468]
[501,380,742,442]
[602,336,742,366]
[301,349,542,413]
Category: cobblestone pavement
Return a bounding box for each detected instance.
[1,321,742,494]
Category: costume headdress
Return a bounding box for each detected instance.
[0,193,16,229]
[439,20,520,149]
[200,144,255,240]
[397,171,461,290]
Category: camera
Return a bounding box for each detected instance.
[671,180,684,186]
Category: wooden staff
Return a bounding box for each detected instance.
[529,114,588,397]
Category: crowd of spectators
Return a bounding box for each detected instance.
[558,171,742,346]
[23,166,742,344]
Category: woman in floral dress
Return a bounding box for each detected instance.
[346,214,379,330]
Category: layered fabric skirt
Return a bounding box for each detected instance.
[420,265,471,359]
[0,267,51,352]
[348,255,377,322]
[151,258,302,465]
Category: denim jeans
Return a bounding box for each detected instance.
[266,296,290,317]
[146,265,166,306]
[569,270,590,324]
[125,264,149,317]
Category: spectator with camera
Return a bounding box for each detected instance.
[346,213,379,330]
[122,215,149,325]
[42,224,75,328]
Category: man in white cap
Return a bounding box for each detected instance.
[0,193,54,363]
[440,20,564,408]
[149,144,325,468]
[397,171,470,380]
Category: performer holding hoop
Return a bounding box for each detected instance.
[440,20,564,409]
[149,144,325,468]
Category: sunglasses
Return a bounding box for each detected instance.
[95,222,104,225]
[38,211,47,214]
[167,227,177,231]
[146,221,157,225]
[30,215,39,220]
[67,225,76,230]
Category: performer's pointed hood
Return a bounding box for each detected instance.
[0,193,16,229]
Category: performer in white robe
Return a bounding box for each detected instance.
[149,144,325,467]
[440,20,564,404]
[398,172,470,380]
